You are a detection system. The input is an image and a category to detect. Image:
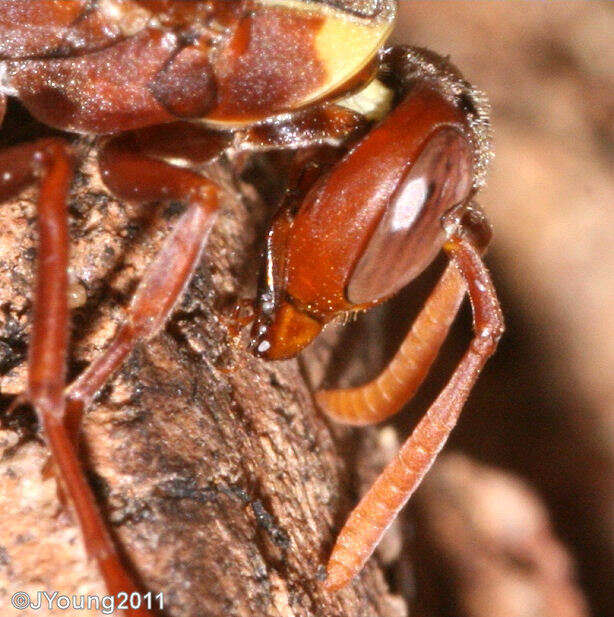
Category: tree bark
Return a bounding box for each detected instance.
[0,127,406,617]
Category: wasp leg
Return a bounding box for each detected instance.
[0,139,156,615]
[235,104,367,151]
[107,104,365,173]
[316,263,467,425]
[0,139,72,429]
[325,233,504,592]
[65,130,220,439]
[0,94,5,126]
[0,138,73,435]
[316,203,493,426]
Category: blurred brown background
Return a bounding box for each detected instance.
[382,2,613,616]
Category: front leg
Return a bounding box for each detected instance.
[316,206,494,426]
[317,262,467,425]
[325,232,504,591]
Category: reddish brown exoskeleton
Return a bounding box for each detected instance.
[0,0,503,614]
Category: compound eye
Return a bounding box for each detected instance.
[347,128,474,305]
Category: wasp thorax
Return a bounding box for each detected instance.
[346,127,474,305]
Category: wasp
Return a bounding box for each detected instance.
[0,1,502,614]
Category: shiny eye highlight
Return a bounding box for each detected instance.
[346,127,474,305]
[387,174,429,232]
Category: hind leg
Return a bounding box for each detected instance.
[0,137,156,615]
